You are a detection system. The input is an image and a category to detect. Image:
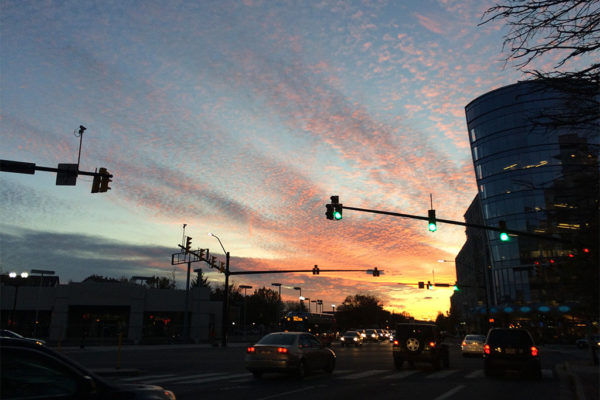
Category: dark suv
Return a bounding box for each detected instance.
[483,328,541,379]
[392,323,449,369]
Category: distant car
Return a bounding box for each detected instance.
[483,328,541,379]
[461,334,486,357]
[340,330,364,347]
[393,322,449,369]
[0,337,176,399]
[0,329,46,346]
[576,335,600,349]
[245,332,336,378]
[364,329,380,342]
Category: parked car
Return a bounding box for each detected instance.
[245,332,336,378]
[0,337,176,399]
[339,330,364,347]
[0,329,46,345]
[461,334,486,357]
[393,322,449,369]
[483,328,541,379]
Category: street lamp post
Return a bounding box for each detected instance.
[209,233,230,347]
[294,287,302,310]
[271,283,282,327]
[9,272,29,329]
[332,304,336,313]
[30,269,55,336]
[240,285,252,339]
[304,297,311,313]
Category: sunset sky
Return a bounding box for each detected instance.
[1,0,586,320]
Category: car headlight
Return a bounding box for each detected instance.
[353,337,358,341]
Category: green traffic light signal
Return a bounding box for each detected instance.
[334,209,342,220]
[428,209,437,232]
[498,220,509,241]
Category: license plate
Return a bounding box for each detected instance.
[505,348,516,354]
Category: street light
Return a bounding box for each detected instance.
[332,304,336,313]
[209,232,230,347]
[271,283,282,327]
[9,272,29,329]
[30,269,55,336]
[240,285,253,339]
[293,287,302,309]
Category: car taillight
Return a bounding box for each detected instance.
[462,341,466,347]
[277,347,288,353]
[531,346,538,357]
[393,340,399,346]
[247,346,256,353]
[429,341,436,348]
[484,344,490,354]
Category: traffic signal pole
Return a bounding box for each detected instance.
[340,204,568,243]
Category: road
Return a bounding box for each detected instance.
[62,340,592,400]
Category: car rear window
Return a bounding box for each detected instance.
[257,334,296,345]
[487,329,533,346]
[396,325,434,338]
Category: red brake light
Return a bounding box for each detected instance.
[277,347,288,354]
[247,346,255,353]
[531,346,538,357]
[429,341,436,348]
[393,340,399,346]
[484,344,490,355]
[462,341,466,346]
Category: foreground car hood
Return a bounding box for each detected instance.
[112,383,176,400]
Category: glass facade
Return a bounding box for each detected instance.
[465,80,599,307]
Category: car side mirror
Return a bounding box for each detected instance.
[81,376,97,394]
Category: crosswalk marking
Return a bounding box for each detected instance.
[339,369,388,379]
[465,369,483,378]
[122,367,555,385]
[119,373,176,382]
[382,370,418,379]
[178,372,251,384]
[426,370,457,379]
[137,372,226,384]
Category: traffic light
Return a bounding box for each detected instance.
[91,174,101,193]
[325,204,334,220]
[312,265,320,275]
[453,282,460,292]
[372,267,380,277]
[330,195,343,220]
[210,256,216,268]
[97,168,111,192]
[418,281,425,289]
[185,236,192,253]
[219,261,225,273]
[427,281,433,290]
[498,220,509,241]
[428,209,437,232]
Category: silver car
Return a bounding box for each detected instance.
[245,332,336,378]
[461,334,486,356]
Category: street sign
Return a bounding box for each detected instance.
[56,163,78,185]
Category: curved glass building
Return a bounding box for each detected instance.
[465,80,599,308]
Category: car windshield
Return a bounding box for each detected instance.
[397,325,434,337]
[466,335,485,341]
[257,333,296,345]
[487,329,533,346]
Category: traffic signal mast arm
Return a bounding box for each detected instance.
[340,204,567,243]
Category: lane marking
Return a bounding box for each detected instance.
[177,372,251,384]
[383,370,419,379]
[338,369,388,379]
[139,372,226,384]
[427,370,458,379]
[434,384,466,400]
[258,386,316,400]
